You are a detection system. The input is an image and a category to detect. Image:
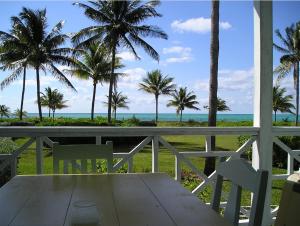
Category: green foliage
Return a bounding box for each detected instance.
[96,159,127,173]
[273,136,300,168]
[0,137,17,154]
[121,115,141,127]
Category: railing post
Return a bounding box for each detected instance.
[152,136,159,173]
[10,156,17,177]
[36,137,43,174]
[205,136,212,152]
[253,1,273,225]
[175,155,181,182]
[128,157,133,173]
[287,154,294,175]
[96,136,102,145]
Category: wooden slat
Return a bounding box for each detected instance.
[139,173,232,226]
[110,174,175,226]
[0,176,37,225]
[1,174,233,226]
[5,176,74,226]
[64,175,119,226]
[0,126,259,137]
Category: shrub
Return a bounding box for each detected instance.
[0,138,18,186]
[237,135,300,169]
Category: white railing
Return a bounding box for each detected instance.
[0,126,299,225]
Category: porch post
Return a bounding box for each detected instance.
[252,1,273,225]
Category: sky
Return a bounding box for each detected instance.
[0,0,299,114]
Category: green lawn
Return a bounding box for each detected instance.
[15,135,286,206]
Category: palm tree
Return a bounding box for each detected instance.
[73,0,168,123]
[40,87,67,119]
[273,85,295,122]
[139,70,175,122]
[0,105,10,118]
[14,8,76,121]
[0,14,30,120]
[205,0,220,176]
[167,87,199,122]
[204,97,231,112]
[104,92,129,120]
[65,43,123,120]
[50,91,68,119]
[217,97,231,112]
[274,22,300,125]
[14,108,28,119]
[40,87,55,117]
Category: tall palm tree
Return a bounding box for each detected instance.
[73,0,168,123]
[14,8,76,121]
[273,85,295,122]
[0,14,30,120]
[65,43,123,120]
[0,105,10,118]
[139,70,175,122]
[205,0,220,175]
[40,87,67,119]
[274,22,300,125]
[167,87,199,122]
[104,91,129,120]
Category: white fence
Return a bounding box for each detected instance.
[0,126,299,225]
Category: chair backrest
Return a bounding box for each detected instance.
[275,174,300,226]
[211,159,268,226]
[53,141,113,174]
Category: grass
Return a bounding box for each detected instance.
[15,134,286,206]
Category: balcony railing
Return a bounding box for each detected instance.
[0,126,299,225]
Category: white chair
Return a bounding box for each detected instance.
[211,158,268,226]
[275,173,300,226]
[53,141,113,174]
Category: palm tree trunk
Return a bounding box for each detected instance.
[274,110,277,122]
[155,94,158,123]
[108,43,116,123]
[114,107,117,120]
[35,68,43,121]
[204,0,219,176]
[295,62,299,126]
[180,110,183,122]
[48,108,51,118]
[91,82,97,120]
[52,109,55,121]
[20,67,26,121]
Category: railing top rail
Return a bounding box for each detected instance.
[273,127,300,136]
[0,126,259,137]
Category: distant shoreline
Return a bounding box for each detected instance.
[22,113,295,122]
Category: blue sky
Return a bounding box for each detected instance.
[0,0,299,114]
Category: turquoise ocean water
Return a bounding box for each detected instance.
[26,113,295,122]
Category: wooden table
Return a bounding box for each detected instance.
[0,173,231,226]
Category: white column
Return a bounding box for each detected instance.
[252,1,273,225]
[36,137,44,174]
[152,136,159,173]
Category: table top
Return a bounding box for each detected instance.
[0,173,231,226]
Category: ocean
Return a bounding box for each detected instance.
[26,113,295,122]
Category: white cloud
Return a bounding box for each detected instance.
[171,17,232,34]
[117,51,138,62]
[194,68,254,92]
[18,76,56,86]
[162,46,193,64]
[166,56,192,63]
[118,67,147,89]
